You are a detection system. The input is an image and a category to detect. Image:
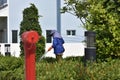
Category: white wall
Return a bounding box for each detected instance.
[45,43,86,58]
[0,43,20,57]
[8,0,86,43]
[0,43,86,58]
[0,6,8,16]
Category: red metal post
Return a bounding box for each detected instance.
[21,30,40,80]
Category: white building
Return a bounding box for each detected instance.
[0,0,86,58]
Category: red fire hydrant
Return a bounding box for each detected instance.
[21,30,40,80]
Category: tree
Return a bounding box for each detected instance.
[19,3,45,61]
[62,0,120,60]
[61,0,88,26]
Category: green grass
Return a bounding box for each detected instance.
[0,55,120,80]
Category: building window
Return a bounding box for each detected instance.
[12,30,18,43]
[46,30,52,43]
[0,0,7,6]
[67,30,76,36]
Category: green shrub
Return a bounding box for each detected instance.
[36,57,120,80]
[19,3,45,61]
[75,59,120,80]
[0,56,120,80]
[0,56,24,80]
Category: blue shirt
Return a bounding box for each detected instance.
[52,37,65,54]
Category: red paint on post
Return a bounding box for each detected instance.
[21,30,40,80]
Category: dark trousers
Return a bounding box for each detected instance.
[56,53,63,62]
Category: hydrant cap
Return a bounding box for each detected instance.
[21,30,39,43]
